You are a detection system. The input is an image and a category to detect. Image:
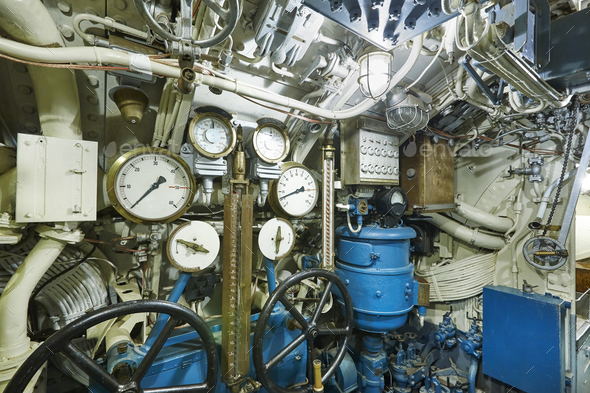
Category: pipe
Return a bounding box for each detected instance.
[428,213,506,250]
[509,90,547,114]
[0,237,67,358]
[570,312,577,393]
[265,257,276,294]
[535,169,576,221]
[468,356,478,393]
[0,33,425,120]
[0,168,16,214]
[73,13,148,46]
[0,0,82,140]
[139,272,191,353]
[454,198,514,233]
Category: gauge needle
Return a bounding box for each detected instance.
[274,226,283,255]
[130,176,167,208]
[177,239,210,253]
[279,186,305,200]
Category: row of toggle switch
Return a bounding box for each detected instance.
[361,164,399,175]
[360,146,399,157]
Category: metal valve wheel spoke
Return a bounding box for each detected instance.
[253,269,353,393]
[523,236,567,271]
[6,300,218,393]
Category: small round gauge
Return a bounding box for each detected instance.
[251,123,290,163]
[269,163,319,218]
[167,221,220,272]
[106,147,196,224]
[188,112,236,158]
[258,218,296,260]
[375,186,408,221]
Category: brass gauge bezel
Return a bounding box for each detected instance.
[188,112,237,159]
[251,122,290,164]
[106,147,196,224]
[268,162,319,218]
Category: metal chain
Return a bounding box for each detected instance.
[543,96,580,235]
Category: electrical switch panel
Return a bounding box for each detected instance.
[340,116,399,186]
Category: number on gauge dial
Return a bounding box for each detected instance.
[276,166,318,217]
[113,152,194,223]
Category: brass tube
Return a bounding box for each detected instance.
[313,359,323,392]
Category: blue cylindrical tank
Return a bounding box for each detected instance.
[334,224,416,333]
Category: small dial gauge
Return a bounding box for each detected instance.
[167,221,220,272]
[258,218,296,260]
[188,112,236,158]
[251,123,290,163]
[269,163,319,218]
[106,148,196,224]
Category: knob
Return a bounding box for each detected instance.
[393,151,399,159]
[361,146,367,155]
[387,166,393,174]
[368,147,374,155]
[375,166,381,174]
[393,167,399,175]
[368,165,374,174]
[361,164,367,173]
[387,150,394,157]
[375,149,381,157]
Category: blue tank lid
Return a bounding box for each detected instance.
[336,224,416,240]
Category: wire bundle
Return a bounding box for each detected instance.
[416,252,497,302]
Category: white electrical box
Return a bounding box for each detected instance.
[340,116,400,186]
[16,134,98,223]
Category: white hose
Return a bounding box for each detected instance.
[508,90,547,114]
[0,238,67,358]
[428,213,506,250]
[346,212,362,233]
[0,32,424,120]
[416,252,497,302]
[454,198,514,233]
[73,13,148,45]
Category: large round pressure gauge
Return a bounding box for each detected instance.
[188,112,236,158]
[251,123,290,163]
[258,218,296,260]
[269,163,319,218]
[167,221,220,272]
[106,147,196,224]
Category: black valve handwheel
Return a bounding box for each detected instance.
[6,300,218,393]
[253,269,354,393]
[134,0,240,49]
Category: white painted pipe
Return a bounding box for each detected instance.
[0,168,16,214]
[535,169,576,221]
[0,33,425,120]
[0,238,67,358]
[454,198,514,233]
[0,0,82,140]
[429,213,506,250]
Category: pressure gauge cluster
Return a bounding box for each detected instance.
[188,109,236,158]
[268,162,319,218]
[106,147,196,224]
[247,118,290,164]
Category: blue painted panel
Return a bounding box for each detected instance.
[482,285,567,393]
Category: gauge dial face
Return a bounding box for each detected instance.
[253,124,289,163]
[391,190,405,205]
[167,221,220,272]
[189,113,236,158]
[258,218,295,260]
[273,165,318,217]
[107,148,196,223]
